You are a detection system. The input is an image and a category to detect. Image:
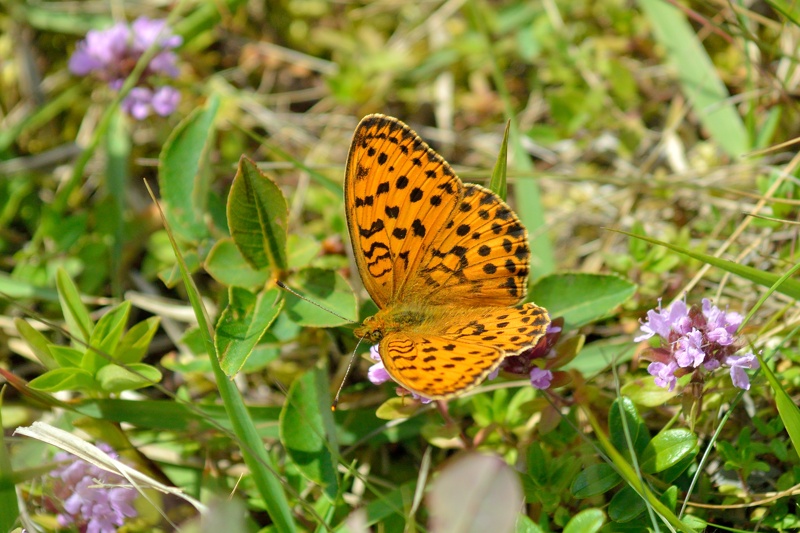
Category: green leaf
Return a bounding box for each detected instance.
[570,463,621,498]
[612,229,800,300]
[637,0,749,158]
[608,485,645,522]
[205,237,270,288]
[609,397,650,457]
[564,339,637,375]
[620,378,678,407]
[85,301,131,372]
[49,346,85,369]
[427,453,523,533]
[115,316,161,364]
[528,273,637,329]
[216,286,284,376]
[228,156,289,272]
[96,363,162,393]
[56,268,93,345]
[757,352,800,460]
[158,94,219,241]
[515,515,546,533]
[28,368,97,392]
[14,318,57,370]
[286,234,323,270]
[640,429,698,474]
[279,369,338,498]
[562,508,606,533]
[284,268,358,327]
[489,120,511,200]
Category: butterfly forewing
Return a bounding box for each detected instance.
[409,184,531,307]
[345,114,463,308]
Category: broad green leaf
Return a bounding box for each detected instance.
[515,515,546,533]
[564,339,636,375]
[216,286,283,376]
[28,368,97,392]
[228,156,289,272]
[427,453,522,533]
[640,429,698,474]
[279,368,338,499]
[375,397,424,420]
[489,120,511,200]
[205,237,270,288]
[613,229,800,300]
[620,378,678,407]
[284,268,358,327]
[287,234,323,270]
[14,318,57,370]
[608,485,645,522]
[85,301,131,373]
[0,392,19,533]
[158,94,219,241]
[638,0,749,158]
[562,509,605,533]
[96,363,162,393]
[570,463,621,498]
[757,353,800,460]
[115,316,161,364]
[529,273,636,329]
[56,268,93,344]
[609,397,650,457]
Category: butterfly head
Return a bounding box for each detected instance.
[354,315,384,344]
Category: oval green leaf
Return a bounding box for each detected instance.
[562,508,605,533]
[284,268,357,327]
[570,463,621,498]
[528,273,636,329]
[205,238,270,289]
[608,485,645,522]
[640,429,698,474]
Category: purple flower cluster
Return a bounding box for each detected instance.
[50,443,137,533]
[636,299,758,392]
[69,17,182,119]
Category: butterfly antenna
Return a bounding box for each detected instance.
[332,335,366,411]
[275,280,353,322]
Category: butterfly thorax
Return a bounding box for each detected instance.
[354,304,502,344]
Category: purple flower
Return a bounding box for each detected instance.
[529,368,553,389]
[69,17,182,119]
[648,361,679,392]
[637,298,757,392]
[674,329,705,368]
[367,345,391,385]
[726,353,759,390]
[50,443,138,532]
[634,299,690,342]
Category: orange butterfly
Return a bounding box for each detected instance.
[345,115,550,400]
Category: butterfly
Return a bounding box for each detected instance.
[345,114,550,400]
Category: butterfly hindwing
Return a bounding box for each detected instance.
[379,333,505,399]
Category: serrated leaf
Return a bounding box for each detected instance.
[205,237,270,288]
[158,94,219,241]
[640,429,698,474]
[529,273,636,329]
[228,156,289,272]
[56,268,93,345]
[284,268,357,327]
[96,363,162,393]
[216,286,283,376]
[279,369,338,498]
[570,463,621,498]
[428,453,522,533]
